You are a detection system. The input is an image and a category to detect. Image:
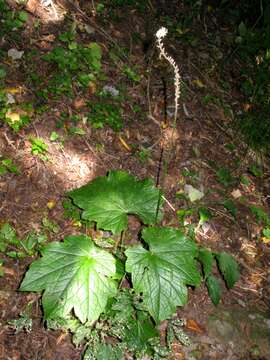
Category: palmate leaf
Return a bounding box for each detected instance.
[125,227,201,323]
[69,171,163,234]
[20,235,117,323]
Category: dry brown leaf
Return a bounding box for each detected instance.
[88,82,97,96]
[193,79,205,88]
[47,200,56,210]
[118,135,132,152]
[73,98,86,109]
[231,189,242,199]
[186,319,204,333]
[3,267,15,276]
[41,34,55,42]
[261,237,270,244]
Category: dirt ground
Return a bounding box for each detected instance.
[0,1,269,359]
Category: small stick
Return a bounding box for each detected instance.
[161,195,176,212]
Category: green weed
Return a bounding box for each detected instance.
[0,158,20,175]
[0,223,47,258]
[87,103,123,131]
[29,137,49,160]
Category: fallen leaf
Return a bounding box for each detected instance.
[231,189,242,199]
[88,82,96,95]
[8,48,24,60]
[261,237,270,244]
[5,86,23,94]
[5,110,20,123]
[37,41,53,50]
[3,267,15,276]
[6,93,16,104]
[184,184,204,202]
[193,79,205,88]
[243,103,252,112]
[186,319,204,333]
[47,200,56,210]
[41,34,55,42]
[118,135,132,152]
[73,98,86,109]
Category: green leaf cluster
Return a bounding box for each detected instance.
[19,171,240,358]
[87,103,123,131]
[5,113,30,133]
[198,248,240,305]
[29,137,49,160]
[0,158,20,175]
[0,223,47,258]
[42,40,102,97]
[0,0,27,38]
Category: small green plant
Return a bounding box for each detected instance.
[0,0,28,38]
[122,65,141,82]
[223,198,237,218]
[250,205,270,225]
[137,148,150,163]
[8,303,33,333]
[4,110,30,132]
[198,248,239,305]
[250,205,270,240]
[29,137,49,161]
[42,37,102,98]
[248,163,263,177]
[42,216,60,234]
[0,223,47,258]
[87,103,123,131]
[181,168,199,180]
[0,259,4,276]
[0,158,20,175]
[19,171,239,359]
[216,167,236,187]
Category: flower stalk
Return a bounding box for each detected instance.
[156,27,181,125]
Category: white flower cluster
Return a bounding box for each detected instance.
[155,27,181,124]
[156,27,168,39]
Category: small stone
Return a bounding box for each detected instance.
[7,48,24,60]
[102,85,119,97]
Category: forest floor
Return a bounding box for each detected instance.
[0,1,270,359]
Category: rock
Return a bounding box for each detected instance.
[207,306,270,358]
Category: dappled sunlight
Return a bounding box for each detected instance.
[25,0,66,24]
[46,142,97,190]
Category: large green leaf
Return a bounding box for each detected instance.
[20,235,117,323]
[216,252,240,289]
[125,227,201,323]
[69,171,163,234]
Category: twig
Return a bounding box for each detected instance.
[3,132,16,150]
[147,75,153,118]
[161,195,176,212]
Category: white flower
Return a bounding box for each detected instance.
[156,27,168,39]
